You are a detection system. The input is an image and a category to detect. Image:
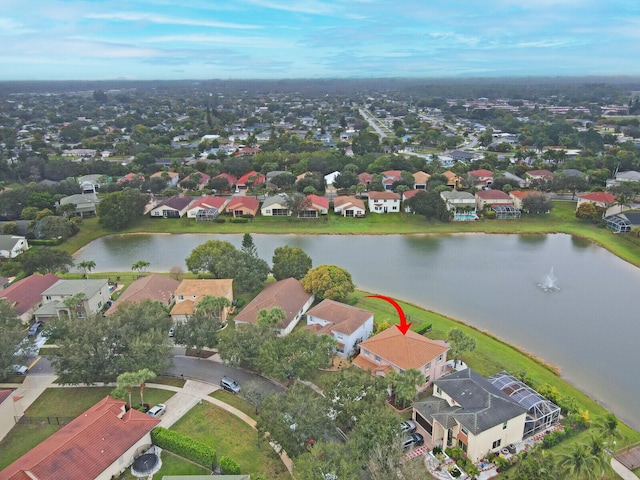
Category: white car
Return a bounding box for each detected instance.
[146,403,166,417]
[12,365,28,375]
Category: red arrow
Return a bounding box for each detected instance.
[367,294,412,335]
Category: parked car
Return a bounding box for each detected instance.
[400,419,417,433]
[28,321,43,337]
[146,403,166,417]
[220,376,241,394]
[12,365,29,375]
[402,432,424,450]
[168,325,175,337]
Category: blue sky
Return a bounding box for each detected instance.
[1,0,639,80]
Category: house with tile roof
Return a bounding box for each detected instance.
[475,189,514,211]
[577,191,617,213]
[333,196,366,217]
[299,194,329,217]
[411,368,527,462]
[236,170,266,189]
[353,327,449,389]
[214,173,238,190]
[305,299,374,357]
[381,170,403,191]
[367,191,400,213]
[0,235,29,259]
[35,279,110,321]
[525,169,554,184]
[179,172,210,190]
[105,273,179,315]
[509,190,549,211]
[234,278,314,336]
[0,273,60,323]
[402,190,422,213]
[0,396,160,480]
[413,171,431,190]
[358,172,374,188]
[442,171,461,189]
[149,196,193,218]
[151,170,180,187]
[225,197,260,217]
[467,169,494,188]
[170,279,234,323]
[186,195,229,220]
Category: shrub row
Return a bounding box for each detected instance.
[151,427,216,468]
[230,218,249,223]
[29,238,63,246]
[219,456,241,474]
[415,322,433,335]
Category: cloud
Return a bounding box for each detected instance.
[0,16,33,35]
[86,12,261,30]
[144,34,294,49]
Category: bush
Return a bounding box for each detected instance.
[219,456,241,474]
[432,445,443,455]
[29,238,63,246]
[230,218,249,223]
[151,427,216,467]
[415,323,433,335]
[214,218,226,223]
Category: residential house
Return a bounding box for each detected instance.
[358,172,374,189]
[225,197,260,217]
[170,279,234,323]
[59,194,100,218]
[186,195,229,220]
[367,191,400,214]
[475,189,514,211]
[151,171,180,187]
[559,168,587,179]
[467,169,494,188]
[413,171,431,190]
[577,191,617,214]
[440,191,478,221]
[77,174,105,194]
[234,278,314,336]
[449,150,476,163]
[606,170,640,189]
[34,279,111,321]
[509,190,549,211]
[353,327,449,389]
[324,171,341,187]
[502,172,527,189]
[118,172,144,185]
[442,171,461,189]
[0,273,60,323]
[402,190,421,213]
[333,196,366,217]
[105,273,179,315]
[411,369,527,462]
[306,299,374,357]
[604,212,640,233]
[214,173,238,190]
[236,170,266,189]
[525,169,554,185]
[1,396,160,480]
[261,194,291,216]
[381,170,402,190]
[0,235,29,258]
[150,196,193,218]
[179,172,211,190]
[299,194,329,217]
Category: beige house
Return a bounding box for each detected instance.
[105,273,179,315]
[353,327,449,389]
[412,369,527,462]
[35,279,110,321]
[170,279,234,323]
[333,195,366,217]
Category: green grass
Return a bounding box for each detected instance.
[116,450,210,479]
[0,424,59,470]
[350,290,640,444]
[171,402,291,479]
[61,201,640,268]
[210,390,258,419]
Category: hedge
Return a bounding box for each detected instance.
[29,238,63,246]
[230,218,249,223]
[219,456,241,474]
[151,427,216,468]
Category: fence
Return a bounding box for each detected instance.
[15,415,74,426]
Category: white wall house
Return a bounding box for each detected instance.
[367,191,400,213]
[35,279,110,321]
[0,235,29,258]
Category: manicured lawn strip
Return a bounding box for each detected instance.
[171,402,291,479]
[61,201,640,268]
[350,290,640,444]
[114,450,210,479]
[151,375,186,388]
[210,390,257,419]
[0,425,59,470]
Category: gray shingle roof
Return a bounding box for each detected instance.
[42,279,108,299]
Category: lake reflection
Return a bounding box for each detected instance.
[75,233,640,430]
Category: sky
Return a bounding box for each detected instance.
[1,0,640,81]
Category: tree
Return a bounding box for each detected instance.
[586,432,612,479]
[390,368,423,408]
[97,188,149,231]
[173,310,223,355]
[186,240,237,277]
[522,193,554,214]
[556,443,601,480]
[196,295,231,322]
[218,319,278,369]
[241,380,269,414]
[575,202,598,221]
[19,247,74,275]
[301,265,354,302]
[0,300,33,380]
[272,246,312,281]
[257,382,333,458]
[446,328,477,367]
[405,190,451,221]
[347,404,401,462]
[38,216,79,240]
[241,233,258,258]
[351,131,381,155]
[286,192,312,219]
[294,441,361,480]
[595,413,623,449]
[57,202,77,218]
[131,260,150,274]
[1,222,19,235]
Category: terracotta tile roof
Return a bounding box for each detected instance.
[475,189,511,200]
[237,170,266,186]
[352,354,394,375]
[333,196,365,210]
[526,169,553,179]
[306,299,373,335]
[307,194,329,209]
[215,173,237,186]
[358,172,373,185]
[357,327,449,371]
[368,191,400,200]
[181,172,210,185]
[0,273,60,316]
[402,189,421,201]
[413,171,431,183]
[382,170,402,179]
[509,190,544,199]
[151,171,179,179]
[468,169,494,178]
[170,279,234,317]
[234,278,312,329]
[226,196,260,212]
[105,273,179,315]
[579,192,616,204]
[1,396,159,480]
[188,195,228,211]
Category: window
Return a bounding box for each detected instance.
[45,295,51,301]
[437,354,443,362]
[426,362,431,370]
[425,375,430,384]
[458,439,467,452]
[461,426,468,435]
[374,355,381,362]
[492,439,501,449]
[178,295,184,301]
[503,421,508,430]
[98,301,102,308]
[436,386,442,395]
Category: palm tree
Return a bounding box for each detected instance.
[586,433,612,479]
[136,368,157,407]
[77,260,96,278]
[596,413,623,451]
[196,295,231,322]
[131,260,150,275]
[116,371,139,409]
[556,443,600,480]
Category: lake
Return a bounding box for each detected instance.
[74,233,640,430]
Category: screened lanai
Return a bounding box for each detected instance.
[604,214,631,233]
[491,205,521,219]
[195,208,220,221]
[487,371,560,437]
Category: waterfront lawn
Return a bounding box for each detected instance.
[0,387,175,470]
[171,402,291,479]
[351,291,640,444]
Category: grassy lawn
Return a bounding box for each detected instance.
[210,390,258,419]
[171,402,291,479]
[117,450,210,479]
[0,387,176,470]
[61,201,640,268]
[350,290,640,445]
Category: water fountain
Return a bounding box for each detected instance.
[538,267,560,292]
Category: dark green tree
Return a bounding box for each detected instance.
[173,310,223,355]
[19,247,74,275]
[406,190,451,221]
[241,233,258,258]
[522,193,554,214]
[272,246,312,281]
[446,328,477,367]
[294,441,361,480]
[97,188,149,231]
[0,300,34,379]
